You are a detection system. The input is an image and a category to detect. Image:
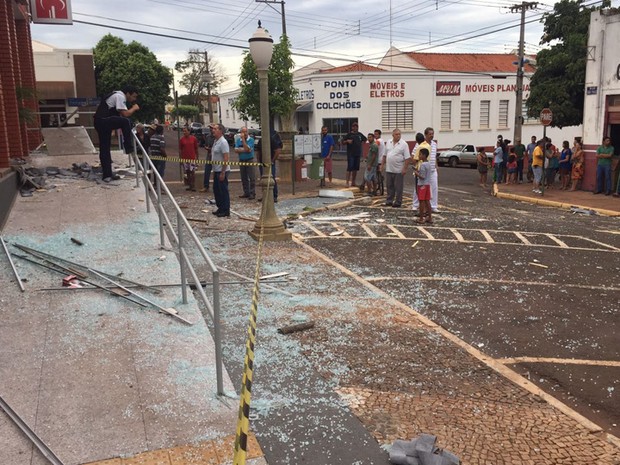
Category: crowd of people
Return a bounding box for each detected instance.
[486,134,617,196]
[94,87,618,220]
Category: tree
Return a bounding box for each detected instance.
[175,49,227,107]
[527,0,610,128]
[93,34,172,123]
[171,105,200,123]
[234,34,297,130]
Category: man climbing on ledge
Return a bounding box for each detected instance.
[94,85,140,182]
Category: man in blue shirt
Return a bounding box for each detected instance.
[526,135,537,182]
[234,127,256,199]
[320,126,335,184]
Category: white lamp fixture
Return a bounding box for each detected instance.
[248,21,274,71]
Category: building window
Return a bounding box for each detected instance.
[440,101,451,130]
[498,100,509,128]
[460,101,471,130]
[381,101,414,130]
[226,109,230,119]
[232,109,236,121]
[480,100,490,129]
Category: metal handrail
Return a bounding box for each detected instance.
[131,133,224,395]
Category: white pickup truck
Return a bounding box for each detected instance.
[437,144,493,168]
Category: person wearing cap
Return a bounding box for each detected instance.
[342,122,367,188]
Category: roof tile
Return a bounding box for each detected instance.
[406,52,536,73]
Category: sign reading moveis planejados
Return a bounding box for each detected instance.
[436,81,531,96]
[31,0,73,25]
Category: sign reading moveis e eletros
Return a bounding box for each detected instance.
[436,81,461,96]
[31,0,73,25]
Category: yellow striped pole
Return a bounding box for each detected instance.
[232,173,272,465]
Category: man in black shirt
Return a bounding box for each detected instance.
[342,122,367,187]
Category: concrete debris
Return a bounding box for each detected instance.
[310,212,370,222]
[318,189,354,199]
[570,206,597,216]
[389,434,460,465]
[277,321,315,334]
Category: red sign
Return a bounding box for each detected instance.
[436,81,461,96]
[31,0,73,24]
[540,108,553,126]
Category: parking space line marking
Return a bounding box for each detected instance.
[449,228,465,242]
[497,357,620,368]
[302,222,326,237]
[480,230,495,243]
[545,234,569,248]
[298,223,620,252]
[331,222,351,238]
[580,237,620,252]
[366,275,620,292]
[416,226,435,240]
[386,225,406,239]
[360,224,377,238]
[514,232,531,245]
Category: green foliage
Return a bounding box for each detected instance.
[93,34,172,123]
[171,105,199,123]
[16,86,38,124]
[234,35,296,127]
[175,49,227,107]
[527,0,610,128]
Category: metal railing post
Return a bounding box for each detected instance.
[212,270,224,395]
[157,178,164,244]
[178,211,188,304]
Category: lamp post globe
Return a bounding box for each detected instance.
[249,21,273,71]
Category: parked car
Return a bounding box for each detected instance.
[224,128,239,145]
[189,122,203,135]
[437,144,493,168]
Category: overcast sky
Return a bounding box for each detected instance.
[30,0,618,93]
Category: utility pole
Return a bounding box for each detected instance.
[204,51,214,124]
[255,0,287,37]
[510,1,537,144]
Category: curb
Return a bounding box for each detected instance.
[495,189,620,217]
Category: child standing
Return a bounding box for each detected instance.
[414,148,432,224]
[507,152,518,184]
[477,147,489,187]
[364,133,378,195]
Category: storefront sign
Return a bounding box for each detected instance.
[370,81,406,98]
[296,89,315,100]
[436,81,461,96]
[317,80,362,110]
[464,83,530,93]
[31,0,73,24]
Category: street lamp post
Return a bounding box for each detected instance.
[248,21,291,241]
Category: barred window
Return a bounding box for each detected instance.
[480,100,490,129]
[440,101,452,130]
[498,100,509,128]
[460,101,471,129]
[381,101,414,130]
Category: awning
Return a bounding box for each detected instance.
[296,101,314,113]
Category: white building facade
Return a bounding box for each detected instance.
[220,48,580,151]
[583,8,620,151]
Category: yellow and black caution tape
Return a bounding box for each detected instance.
[148,155,265,167]
[232,172,273,465]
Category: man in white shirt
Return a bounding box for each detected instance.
[383,128,409,208]
[93,85,140,182]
